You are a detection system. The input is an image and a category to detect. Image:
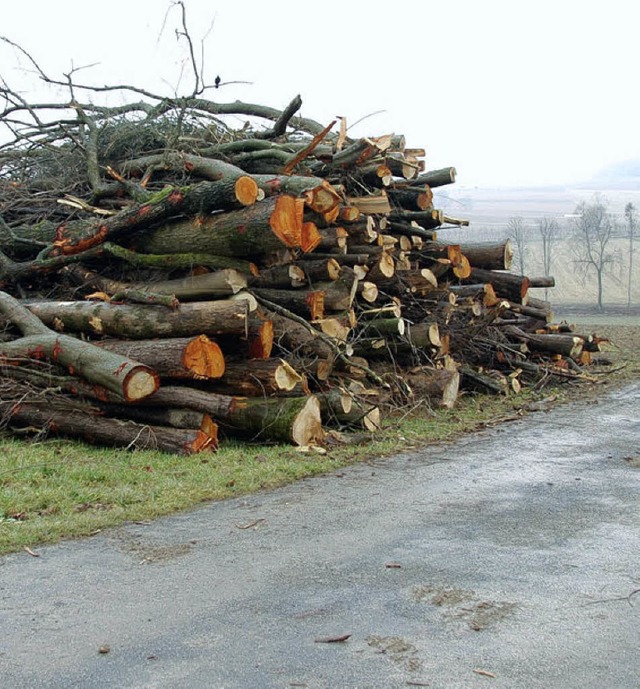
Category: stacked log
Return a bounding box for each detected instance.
[0,90,601,454]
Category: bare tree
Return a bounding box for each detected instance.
[508,216,527,275]
[538,216,558,300]
[624,202,636,312]
[572,197,617,311]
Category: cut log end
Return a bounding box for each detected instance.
[234,176,260,206]
[291,395,323,446]
[122,368,159,402]
[182,335,225,379]
[274,360,304,391]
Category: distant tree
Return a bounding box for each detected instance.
[624,202,636,312]
[571,197,618,311]
[508,216,527,274]
[538,217,559,300]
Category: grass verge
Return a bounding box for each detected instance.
[1,323,638,555]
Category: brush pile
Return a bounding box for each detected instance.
[0,60,603,454]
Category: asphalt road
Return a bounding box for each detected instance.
[1,383,639,689]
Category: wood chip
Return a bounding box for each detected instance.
[23,546,40,558]
[473,668,496,678]
[385,561,402,569]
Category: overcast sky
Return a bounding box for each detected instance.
[1,0,638,188]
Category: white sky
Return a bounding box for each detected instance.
[1,0,638,188]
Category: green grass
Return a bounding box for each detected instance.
[1,323,638,555]
[0,392,540,555]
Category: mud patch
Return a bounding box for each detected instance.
[111,530,193,564]
[366,635,422,673]
[413,584,517,631]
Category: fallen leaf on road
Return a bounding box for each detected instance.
[235,518,265,530]
[98,645,110,654]
[385,561,402,569]
[314,633,352,643]
[23,546,40,558]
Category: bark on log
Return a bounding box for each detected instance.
[466,268,529,305]
[319,389,381,431]
[211,357,305,396]
[53,178,260,255]
[0,291,158,401]
[403,366,460,409]
[527,276,556,288]
[68,266,248,300]
[504,326,584,359]
[140,195,304,258]
[249,264,306,289]
[459,241,513,271]
[95,335,225,379]
[220,395,323,445]
[408,167,457,188]
[2,400,215,454]
[24,299,248,339]
[143,385,239,419]
[261,307,332,358]
[387,186,433,212]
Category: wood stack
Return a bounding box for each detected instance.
[0,93,601,454]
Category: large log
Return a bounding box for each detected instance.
[139,195,304,258]
[23,299,248,339]
[52,178,260,255]
[0,291,158,401]
[2,399,215,455]
[504,326,584,359]
[466,268,529,305]
[459,240,513,271]
[408,167,457,188]
[251,288,325,320]
[403,366,460,409]
[260,307,334,380]
[98,403,219,442]
[67,266,248,301]
[143,385,239,419]
[211,358,306,396]
[95,335,225,379]
[220,395,323,446]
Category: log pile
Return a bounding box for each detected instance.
[0,84,603,454]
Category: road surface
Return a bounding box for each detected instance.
[1,383,639,688]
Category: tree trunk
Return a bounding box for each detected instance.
[68,265,248,300]
[459,241,513,271]
[220,395,323,445]
[139,195,304,258]
[211,357,306,396]
[2,399,215,455]
[466,268,529,304]
[95,335,225,379]
[24,299,248,339]
[0,291,158,401]
[404,366,460,409]
[53,177,260,255]
[408,167,457,188]
[143,385,239,419]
